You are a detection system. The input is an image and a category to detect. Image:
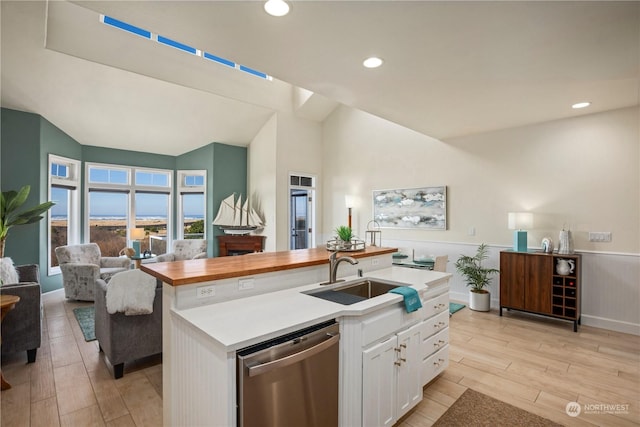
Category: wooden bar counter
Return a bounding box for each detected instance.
[141,246,396,286]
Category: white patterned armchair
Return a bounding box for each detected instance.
[55,243,130,301]
[155,239,208,263]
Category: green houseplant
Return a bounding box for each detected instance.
[335,225,353,242]
[1,185,55,258]
[454,243,499,311]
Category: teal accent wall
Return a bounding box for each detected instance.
[213,143,248,257]
[1,108,249,291]
[1,109,42,269]
[178,143,248,257]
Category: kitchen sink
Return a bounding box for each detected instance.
[304,278,407,305]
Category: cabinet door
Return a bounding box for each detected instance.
[525,255,553,314]
[363,336,397,427]
[500,252,526,309]
[397,322,423,419]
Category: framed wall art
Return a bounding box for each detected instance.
[373,186,447,230]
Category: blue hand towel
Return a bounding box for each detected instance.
[389,286,422,313]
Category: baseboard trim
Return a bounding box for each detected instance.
[449,291,640,336]
[581,315,640,336]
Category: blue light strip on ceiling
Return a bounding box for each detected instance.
[203,52,236,68]
[239,65,268,79]
[157,35,197,55]
[101,15,269,79]
[103,15,151,39]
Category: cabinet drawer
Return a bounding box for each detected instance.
[422,310,449,338]
[361,305,405,347]
[423,293,449,319]
[421,345,449,386]
[421,328,449,359]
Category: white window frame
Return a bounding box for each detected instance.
[177,170,207,240]
[48,154,81,276]
[84,162,173,250]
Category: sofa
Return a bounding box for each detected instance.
[55,243,130,301]
[94,272,162,379]
[0,264,42,363]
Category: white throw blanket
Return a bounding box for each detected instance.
[106,269,157,315]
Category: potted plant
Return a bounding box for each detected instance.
[454,243,499,311]
[335,225,353,249]
[1,185,55,258]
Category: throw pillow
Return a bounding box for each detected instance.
[0,257,20,286]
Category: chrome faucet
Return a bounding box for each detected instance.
[326,251,359,285]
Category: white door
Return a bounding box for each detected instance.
[396,322,424,418]
[362,336,397,427]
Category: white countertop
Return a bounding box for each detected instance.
[171,267,451,352]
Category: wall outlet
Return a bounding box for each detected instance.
[196,285,216,299]
[371,258,379,266]
[588,232,612,242]
[238,278,255,291]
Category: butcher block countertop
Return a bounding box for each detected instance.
[140,246,397,286]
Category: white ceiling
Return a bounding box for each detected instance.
[2,1,638,156]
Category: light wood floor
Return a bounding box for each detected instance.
[1,291,638,426]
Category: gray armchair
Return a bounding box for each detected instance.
[55,243,130,301]
[94,273,162,379]
[155,239,207,263]
[0,264,42,363]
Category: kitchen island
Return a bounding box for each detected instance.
[141,247,450,426]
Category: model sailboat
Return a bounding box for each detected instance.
[213,194,263,234]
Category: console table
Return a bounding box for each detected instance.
[499,250,582,331]
[217,235,266,256]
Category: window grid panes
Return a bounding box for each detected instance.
[86,162,173,257]
[49,155,80,275]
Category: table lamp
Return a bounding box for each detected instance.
[508,212,533,252]
[345,195,355,229]
[130,228,146,257]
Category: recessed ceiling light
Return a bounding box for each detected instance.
[264,0,290,17]
[572,102,591,109]
[363,57,384,68]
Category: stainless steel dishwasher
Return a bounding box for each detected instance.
[237,320,340,427]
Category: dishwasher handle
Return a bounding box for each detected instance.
[248,333,339,377]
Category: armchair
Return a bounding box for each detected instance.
[0,264,42,363]
[155,239,207,263]
[55,243,130,301]
[94,271,162,379]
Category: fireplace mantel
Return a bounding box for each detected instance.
[216,235,266,257]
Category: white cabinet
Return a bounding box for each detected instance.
[420,298,450,387]
[362,321,423,427]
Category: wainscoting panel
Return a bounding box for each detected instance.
[383,239,640,335]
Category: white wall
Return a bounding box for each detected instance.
[321,105,639,334]
[249,111,323,251]
[248,114,277,252]
[273,112,323,251]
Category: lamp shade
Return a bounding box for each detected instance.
[507,212,533,230]
[130,228,146,240]
[345,195,355,208]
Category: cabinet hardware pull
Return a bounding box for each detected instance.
[400,344,407,349]
[394,361,402,366]
[395,348,401,353]
[399,358,406,362]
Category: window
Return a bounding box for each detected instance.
[86,163,172,257]
[48,155,80,275]
[177,170,206,240]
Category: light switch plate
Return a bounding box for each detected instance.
[588,232,612,242]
